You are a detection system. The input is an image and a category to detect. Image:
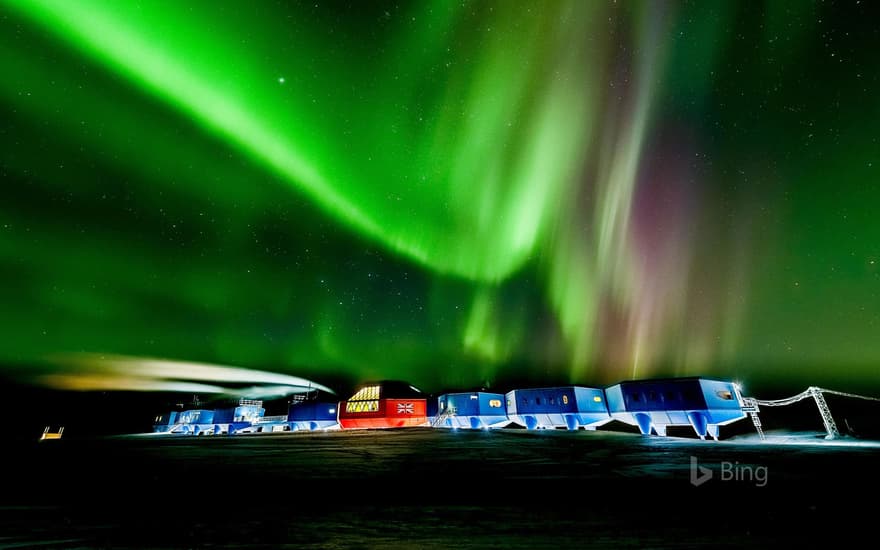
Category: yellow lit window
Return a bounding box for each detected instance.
[562,395,569,405]
[346,400,379,413]
[489,399,502,408]
[593,396,603,402]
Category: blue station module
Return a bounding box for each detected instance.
[505,386,611,430]
[604,377,747,439]
[287,401,339,431]
[435,392,509,429]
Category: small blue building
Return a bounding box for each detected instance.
[434,392,509,429]
[287,401,339,431]
[604,377,746,439]
[152,411,178,432]
[505,386,610,430]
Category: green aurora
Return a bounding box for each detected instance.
[0,0,878,393]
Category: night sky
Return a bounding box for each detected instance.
[1,0,878,397]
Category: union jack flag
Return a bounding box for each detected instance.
[397,402,414,414]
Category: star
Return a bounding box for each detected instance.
[278,76,285,84]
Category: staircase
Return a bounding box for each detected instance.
[432,408,454,428]
[740,397,764,440]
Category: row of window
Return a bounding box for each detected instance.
[440,398,504,410]
[345,400,379,413]
[507,394,575,407]
[629,391,688,403]
[626,388,734,403]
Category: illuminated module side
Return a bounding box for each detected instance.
[337,381,428,429]
[604,378,747,440]
[504,386,611,431]
[434,392,510,429]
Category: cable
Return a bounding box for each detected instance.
[815,388,880,402]
[753,387,880,407]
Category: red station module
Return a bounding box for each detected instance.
[338,381,428,429]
